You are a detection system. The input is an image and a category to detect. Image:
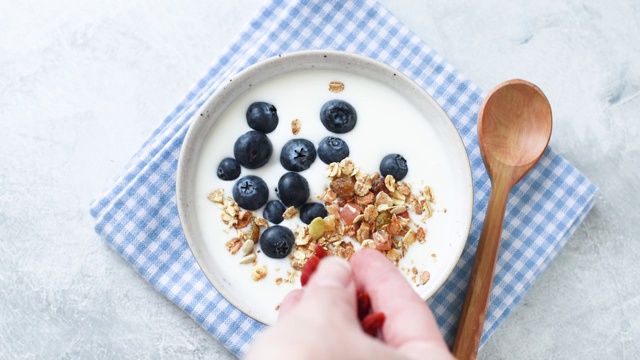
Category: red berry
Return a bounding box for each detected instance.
[315,245,328,259]
[300,256,320,286]
[361,312,385,337]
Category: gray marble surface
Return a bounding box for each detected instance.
[1,0,638,358]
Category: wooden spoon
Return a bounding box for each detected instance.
[453,79,552,360]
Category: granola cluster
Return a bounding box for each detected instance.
[208,158,437,287]
[290,158,435,277]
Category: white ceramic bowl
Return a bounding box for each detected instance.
[176,50,473,325]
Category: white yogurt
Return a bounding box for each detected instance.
[193,69,467,324]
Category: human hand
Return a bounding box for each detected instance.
[244,249,454,359]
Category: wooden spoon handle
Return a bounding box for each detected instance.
[453,181,510,360]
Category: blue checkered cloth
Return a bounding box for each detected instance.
[90,0,597,356]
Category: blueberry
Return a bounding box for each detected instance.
[320,99,357,134]
[276,172,309,208]
[380,154,408,181]
[263,200,287,224]
[246,102,279,133]
[317,136,350,164]
[216,157,241,181]
[233,130,272,169]
[260,225,295,259]
[280,138,317,172]
[232,175,269,210]
[299,202,328,225]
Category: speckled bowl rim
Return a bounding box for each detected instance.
[176,50,473,325]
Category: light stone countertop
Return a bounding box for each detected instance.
[1,1,638,358]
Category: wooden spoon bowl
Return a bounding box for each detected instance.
[453,79,552,360]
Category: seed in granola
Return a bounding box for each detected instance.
[239,253,256,264]
[251,264,268,281]
[329,81,345,93]
[308,217,326,240]
[374,211,391,230]
[241,240,255,256]
[419,271,431,285]
[291,119,301,135]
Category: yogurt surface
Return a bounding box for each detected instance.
[193,68,469,324]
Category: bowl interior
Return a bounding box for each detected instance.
[177,50,473,325]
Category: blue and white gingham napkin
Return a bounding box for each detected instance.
[90,0,597,356]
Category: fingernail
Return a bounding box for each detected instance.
[311,257,352,288]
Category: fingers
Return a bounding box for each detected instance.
[350,249,452,358]
[278,289,303,318]
[303,257,358,320]
[278,257,359,324]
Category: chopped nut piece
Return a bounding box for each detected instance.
[275,278,283,285]
[420,271,431,285]
[254,217,269,228]
[384,175,396,192]
[416,227,426,243]
[207,189,224,204]
[354,176,372,196]
[339,158,355,176]
[375,191,394,207]
[355,222,371,243]
[233,210,252,229]
[423,186,434,203]
[293,250,306,260]
[323,215,337,232]
[412,267,419,275]
[240,253,256,264]
[363,204,379,223]
[361,239,376,249]
[397,182,411,196]
[355,192,375,206]
[372,229,392,250]
[291,119,301,135]
[251,264,268,281]
[283,206,298,219]
[329,81,345,93]
[390,205,407,215]
[403,229,417,246]
[386,248,402,261]
[225,237,242,255]
[326,162,341,178]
